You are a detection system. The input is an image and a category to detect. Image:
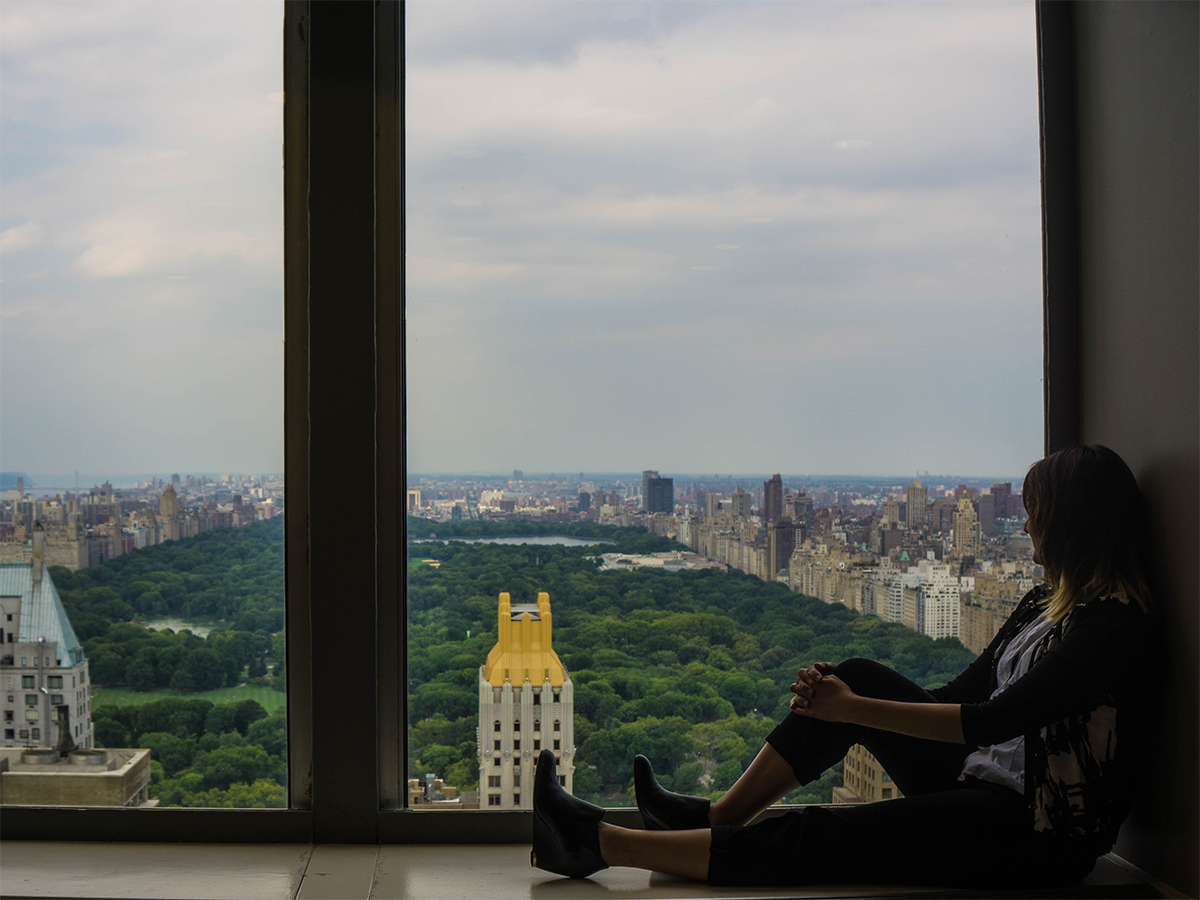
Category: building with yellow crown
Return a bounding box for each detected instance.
[477,592,573,810]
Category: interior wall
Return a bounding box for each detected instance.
[1072,2,1199,896]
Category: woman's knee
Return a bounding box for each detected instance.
[830,657,882,689]
[832,658,920,699]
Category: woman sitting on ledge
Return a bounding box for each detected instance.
[532,445,1155,889]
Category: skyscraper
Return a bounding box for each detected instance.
[729,487,752,519]
[978,490,996,536]
[990,482,1013,519]
[951,493,981,558]
[905,479,928,531]
[793,492,814,528]
[642,470,657,505]
[762,474,783,524]
[642,470,673,514]
[768,517,801,580]
[881,495,901,528]
[478,593,574,810]
[158,485,182,542]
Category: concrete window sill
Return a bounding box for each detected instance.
[0,842,1174,900]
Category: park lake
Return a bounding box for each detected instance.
[136,616,217,637]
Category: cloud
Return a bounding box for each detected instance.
[405,0,713,66]
[402,1,1044,475]
[74,243,147,278]
[728,96,777,129]
[407,256,525,288]
[0,221,42,254]
[1,0,284,473]
[2,0,1044,476]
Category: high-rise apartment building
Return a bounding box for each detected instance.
[990,482,1014,519]
[477,592,573,810]
[951,494,981,558]
[729,488,752,519]
[929,497,956,534]
[762,474,783,524]
[793,492,814,528]
[158,485,182,542]
[641,471,674,514]
[834,744,903,804]
[881,495,900,528]
[767,517,800,581]
[920,563,961,640]
[0,530,93,750]
[642,470,657,506]
[978,490,996,536]
[905,480,928,531]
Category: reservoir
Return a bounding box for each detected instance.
[435,535,614,547]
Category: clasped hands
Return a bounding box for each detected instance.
[789,661,857,722]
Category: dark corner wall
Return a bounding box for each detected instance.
[1071,2,1199,896]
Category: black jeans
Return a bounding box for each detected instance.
[706,658,1097,888]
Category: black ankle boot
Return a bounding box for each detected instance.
[531,749,608,879]
[633,755,711,830]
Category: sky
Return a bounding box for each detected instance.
[405,1,1044,477]
[0,1,283,477]
[1,1,1043,480]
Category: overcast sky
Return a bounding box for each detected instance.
[0,1,283,478]
[406,0,1043,478]
[1,2,1043,481]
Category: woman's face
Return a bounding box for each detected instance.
[1023,517,1044,565]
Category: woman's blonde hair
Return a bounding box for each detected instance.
[1023,445,1153,622]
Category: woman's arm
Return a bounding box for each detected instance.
[790,674,965,743]
[927,588,1044,704]
[959,597,1150,746]
[790,596,1150,747]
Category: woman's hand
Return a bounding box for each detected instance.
[789,662,966,742]
[788,662,837,711]
[790,673,858,722]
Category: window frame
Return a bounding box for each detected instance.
[0,0,1075,845]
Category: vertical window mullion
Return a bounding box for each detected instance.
[306,0,380,844]
[375,0,404,811]
[283,0,314,815]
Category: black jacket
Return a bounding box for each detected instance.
[930,584,1152,851]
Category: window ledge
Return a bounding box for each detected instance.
[0,842,1169,900]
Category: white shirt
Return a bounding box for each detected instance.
[960,614,1057,794]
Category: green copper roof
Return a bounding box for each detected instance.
[0,563,85,666]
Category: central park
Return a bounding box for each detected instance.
[50,517,975,808]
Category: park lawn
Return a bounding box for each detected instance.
[91,684,286,714]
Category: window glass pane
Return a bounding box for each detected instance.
[1,1,284,807]
[405,1,1041,810]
